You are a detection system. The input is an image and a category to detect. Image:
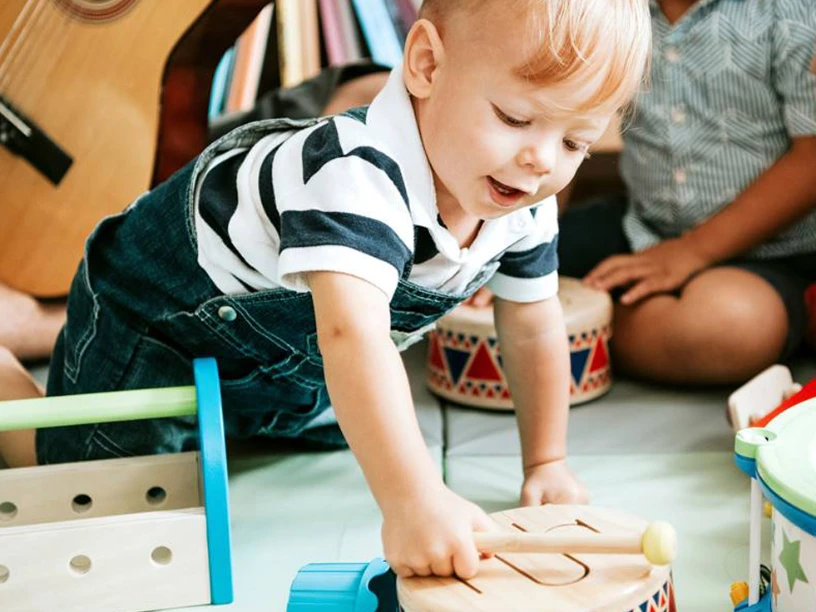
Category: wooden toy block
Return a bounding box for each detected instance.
[0,358,232,612]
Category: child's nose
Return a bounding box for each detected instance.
[518,139,557,175]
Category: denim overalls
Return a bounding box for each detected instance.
[38,118,496,464]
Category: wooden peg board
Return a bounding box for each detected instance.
[397,505,674,612]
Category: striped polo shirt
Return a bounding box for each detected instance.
[621,0,816,259]
[193,66,560,303]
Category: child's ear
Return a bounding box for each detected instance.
[403,19,445,99]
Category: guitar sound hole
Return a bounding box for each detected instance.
[52,0,140,23]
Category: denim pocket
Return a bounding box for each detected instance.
[62,263,100,384]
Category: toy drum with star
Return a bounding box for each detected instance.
[426,277,613,409]
[397,504,676,612]
[734,399,816,611]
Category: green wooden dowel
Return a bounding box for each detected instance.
[0,386,198,432]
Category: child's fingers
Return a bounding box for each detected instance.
[391,564,415,578]
[430,556,454,577]
[593,263,654,291]
[410,564,433,577]
[452,543,480,579]
[520,487,540,507]
[470,506,498,532]
[621,277,673,305]
[584,254,640,286]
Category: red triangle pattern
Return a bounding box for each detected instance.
[464,343,504,382]
[428,333,446,372]
[589,338,609,373]
[622,579,672,612]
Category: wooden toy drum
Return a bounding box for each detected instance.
[397,504,675,612]
[426,277,613,409]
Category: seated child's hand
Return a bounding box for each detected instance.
[521,459,589,506]
[382,484,497,579]
[584,237,711,305]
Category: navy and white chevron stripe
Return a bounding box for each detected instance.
[194,66,561,303]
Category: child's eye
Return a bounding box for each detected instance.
[563,138,589,155]
[493,105,530,128]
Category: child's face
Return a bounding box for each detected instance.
[410,15,611,221]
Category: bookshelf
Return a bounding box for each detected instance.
[209,0,419,121]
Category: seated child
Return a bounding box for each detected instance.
[0,0,651,578]
[564,0,816,385]
[472,0,816,386]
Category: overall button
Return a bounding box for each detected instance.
[218,306,237,322]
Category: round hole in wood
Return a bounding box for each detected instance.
[0,502,17,521]
[71,494,93,514]
[69,555,92,575]
[151,546,173,566]
[146,486,167,506]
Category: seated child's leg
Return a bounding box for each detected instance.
[612,267,790,385]
[0,347,40,467]
[0,282,65,361]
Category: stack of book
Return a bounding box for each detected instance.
[209,0,421,121]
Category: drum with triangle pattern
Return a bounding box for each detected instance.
[426,277,613,409]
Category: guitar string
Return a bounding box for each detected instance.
[10,1,70,106]
[0,0,50,94]
[0,0,39,88]
[1,0,56,100]
[11,0,63,100]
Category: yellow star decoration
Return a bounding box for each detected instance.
[779,530,809,593]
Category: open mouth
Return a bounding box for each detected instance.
[487,176,526,207]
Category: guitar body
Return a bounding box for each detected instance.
[0,0,271,296]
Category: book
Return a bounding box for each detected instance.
[226,4,274,112]
[335,0,364,62]
[300,0,322,80]
[384,0,407,46]
[319,0,345,65]
[393,0,418,37]
[209,47,236,120]
[350,0,403,67]
[277,0,305,87]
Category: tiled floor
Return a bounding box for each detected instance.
[17,344,816,611]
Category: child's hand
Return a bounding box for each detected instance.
[382,485,496,579]
[584,238,710,305]
[521,460,589,506]
[462,286,494,308]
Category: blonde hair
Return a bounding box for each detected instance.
[419,0,651,114]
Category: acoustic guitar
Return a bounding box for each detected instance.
[0,0,271,297]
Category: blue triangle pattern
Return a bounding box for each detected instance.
[444,347,471,385]
[487,338,498,348]
[570,348,591,385]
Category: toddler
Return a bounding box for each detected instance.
[0,0,651,578]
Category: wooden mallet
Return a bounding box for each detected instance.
[473,521,677,566]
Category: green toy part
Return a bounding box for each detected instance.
[0,386,197,432]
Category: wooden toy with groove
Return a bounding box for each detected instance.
[0,358,233,612]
